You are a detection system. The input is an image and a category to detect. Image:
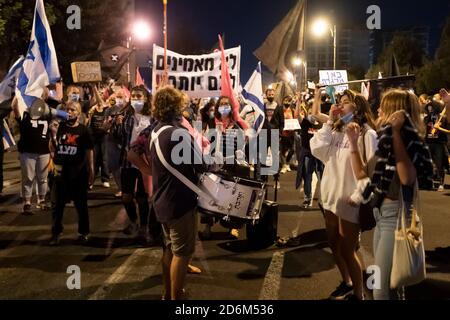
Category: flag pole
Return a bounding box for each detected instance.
[162,0,168,86]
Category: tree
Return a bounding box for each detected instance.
[416,17,450,94]
[366,32,426,79]
[0,0,134,81]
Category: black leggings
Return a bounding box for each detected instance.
[121,167,149,227]
[429,142,446,185]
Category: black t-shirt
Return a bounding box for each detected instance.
[150,122,203,223]
[54,123,94,175]
[89,107,107,137]
[17,112,50,154]
[300,118,314,152]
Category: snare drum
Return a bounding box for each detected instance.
[197,173,266,222]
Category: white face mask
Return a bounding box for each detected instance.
[131,100,145,113]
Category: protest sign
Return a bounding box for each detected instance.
[152,45,241,98]
[71,61,102,83]
[284,119,301,131]
[319,70,348,93]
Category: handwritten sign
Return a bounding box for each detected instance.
[319,70,348,93]
[71,61,102,83]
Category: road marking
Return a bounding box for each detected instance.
[258,251,285,300]
[0,224,78,233]
[88,248,162,300]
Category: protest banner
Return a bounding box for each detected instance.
[152,45,241,98]
[319,70,349,93]
[71,61,102,83]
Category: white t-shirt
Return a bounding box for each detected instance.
[310,123,378,224]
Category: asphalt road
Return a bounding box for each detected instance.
[1,150,449,300]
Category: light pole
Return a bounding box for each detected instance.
[292,57,307,92]
[127,21,152,85]
[312,19,337,70]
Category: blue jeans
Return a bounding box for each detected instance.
[373,200,408,300]
[302,155,324,201]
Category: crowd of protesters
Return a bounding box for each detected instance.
[0,77,449,301]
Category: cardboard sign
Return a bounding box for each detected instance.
[319,70,348,93]
[71,61,102,83]
[284,119,301,131]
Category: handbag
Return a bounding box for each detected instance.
[390,182,426,289]
[358,129,376,232]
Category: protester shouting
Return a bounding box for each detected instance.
[12,93,51,215]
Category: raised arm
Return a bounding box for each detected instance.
[388,111,417,186]
[311,86,330,124]
[346,123,368,180]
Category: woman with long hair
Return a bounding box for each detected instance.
[346,89,433,300]
[310,88,378,300]
[112,85,152,241]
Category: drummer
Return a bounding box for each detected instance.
[200,95,249,240]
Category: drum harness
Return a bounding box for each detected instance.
[150,125,261,224]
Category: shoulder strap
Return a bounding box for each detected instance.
[150,125,216,203]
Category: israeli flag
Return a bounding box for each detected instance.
[15,0,60,117]
[0,56,24,104]
[241,62,265,134]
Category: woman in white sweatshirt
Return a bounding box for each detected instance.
[310,88,378,300]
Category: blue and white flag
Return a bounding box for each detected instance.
[0,56,24,104]
[241,62,265,134]
[15,0,60,117]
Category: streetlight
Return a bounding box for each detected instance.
[127,21,152,84]
[292,57,307,91]
[312,18,337,70]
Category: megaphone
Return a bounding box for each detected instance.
[29,98,68,121]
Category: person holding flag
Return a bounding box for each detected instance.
[0,56,25,195]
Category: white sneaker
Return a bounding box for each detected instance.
[286,165,292,172]
[280,166,288,174]
[102,182,111,188]
[438,185,444,192]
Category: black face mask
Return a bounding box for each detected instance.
[283,103,291,108]
[66,117,77,126]
[267,97,274,103]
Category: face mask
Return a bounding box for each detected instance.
[218,105,232,117]
[115,98,124,107]
[283,103,291,108]
[267,97,274,103]
[209,111,215,119]
[131,100,145,113]
[70,94,80,102]
[341,112,354,124]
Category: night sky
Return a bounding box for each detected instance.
[139,0,450,81]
